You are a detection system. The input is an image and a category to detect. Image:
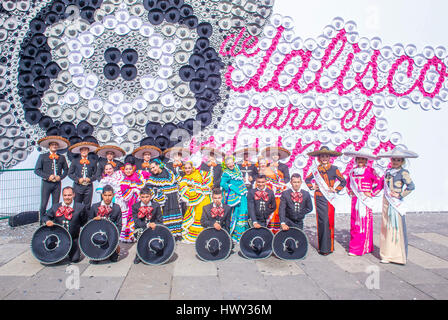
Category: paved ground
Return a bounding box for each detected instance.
[1,211,448,300]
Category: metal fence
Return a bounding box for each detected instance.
[0,169,41,220]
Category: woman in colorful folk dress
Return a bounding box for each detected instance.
[145,159,183,241]
[376,147,418,265]
[220,155,249,243]
[259,148,290,234]
[179,161,213,243]
[344,150,382,256]
[119,163,148,242]
[305,146,346,255]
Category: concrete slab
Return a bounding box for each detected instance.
[327,242,379,274]
[414,283,448,300]
[263,275,329,300]
[6,290,65,300]
[0,243,29,266]
[414,233,448,247]
[222,290,276,300]
[171,276,223,300]
[256,257,304,276]
[0,276,29,299]
[117,263,173,300]
[407,246,448,269]
[218,262,270,294]
[81,245,136,278]
[173,243,217,277]
[60,277,124,300]
[0,250,45,276]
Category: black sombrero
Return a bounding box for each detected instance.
[195,228,232,262]
[31,224,72,264]
[136,225,175,265]
[272,227,309,260]
[239,227,274,260]
[79,219,119,261]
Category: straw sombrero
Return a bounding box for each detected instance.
[377,147,419,159]
[233,147,259,159]
[96,145,126,158]
[163,147,191,160]
[343,150,379,160]
[132,145,162,159]
[68,141,100,154]
[37,136,70,150]
[261,146,291,160]
[200,147,226,160]
[307,146,342,157]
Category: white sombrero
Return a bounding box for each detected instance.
[132,145,162,159]
[377,147,419,159]
[233,147,259,159]
[37,136,70,150]
[163,147,191,160]
[343,150,379,160]
[200,147,226,160]
[68,141,99,154]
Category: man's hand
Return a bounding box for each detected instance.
[85,177,91,183]
[93,216,101,221]
[46,220,54,227]
[78,178,85,184]
[55,175,61,182]
[48,174,55,181]
[253,222,261,229]
[214,222,221,231]
[281,223,289,231]
[148,222,156,230]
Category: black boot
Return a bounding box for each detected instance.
[109,251,119,263]
[133,255,141,264]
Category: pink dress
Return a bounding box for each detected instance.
[346,166,381,256]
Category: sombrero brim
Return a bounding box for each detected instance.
[136,225,175,265]
[307,149,342,157]
[31,224,72,264]
[69,141,100,154]
[200,147,226,160]
[96,145,126,158]
[37,136,70,150]
[195,228,232,262]
[239,227,273,260]
[272,227,309,261]
[233,147,259,159]
[163,147,191,160]
[261,147,291,160]
[377,148,419,159]
[79,219,120,261]
[132,145,162,159]
[343,151,379,160]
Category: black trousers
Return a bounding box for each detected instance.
[39,180,61,224]
[73,183,93,213]
[68,238,81,262]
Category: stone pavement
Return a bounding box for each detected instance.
[1,211,448,300]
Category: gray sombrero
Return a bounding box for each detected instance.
[68,141,100,154]
[343,150,379,160]
[132,145,162,159]
[233,147,259,159]
[377,147,419,159]
[307,146,342,157]
[37,136,70,150]
[163,147,191,160]
[96,145,126,158]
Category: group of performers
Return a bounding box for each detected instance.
[34,135,417,265]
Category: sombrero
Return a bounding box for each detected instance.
[272,227,309,260]
[79,219,120,261]
[68,141,100,154]
[377,147,419,159]
[307,146,342,157]
[195,228,232,262]
[132,145,162,159]
[343,150,379,160]
[261,146,291,160]
[233,147,259,159]
[163,147,191,160]
[31,224,72,264]
[200,147,226,160]
[37,136,70,150]
[239,227,273,260]
[136,225,175,265]
[96,145,126,158]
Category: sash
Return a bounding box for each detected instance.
[349,173,377,218]
[310,162,337,206]
[384,182,407,217]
